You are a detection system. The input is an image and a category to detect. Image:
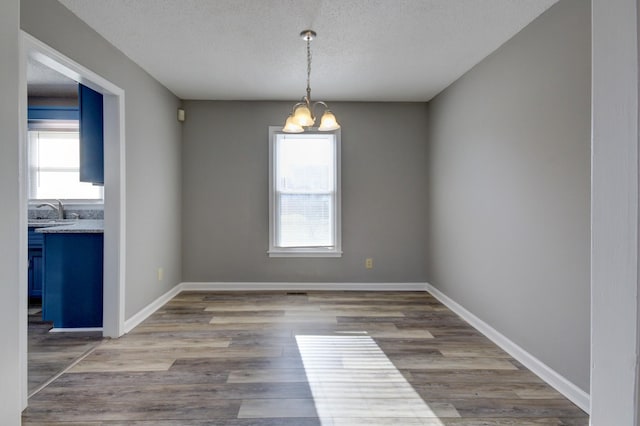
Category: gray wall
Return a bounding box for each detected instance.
[28,96,77,107]
[21,0,183,318]
[182,101,428,283]
[425,0,591,392]
[0,0,23,422]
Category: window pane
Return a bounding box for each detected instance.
[278,194,333,247]
[28,130,103,200]
[277,137,334,192]
[36,132,79,168]
[36,171,101,199]
[275,135,335,249]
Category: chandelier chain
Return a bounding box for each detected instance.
[306,36,312,101]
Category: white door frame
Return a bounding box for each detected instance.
[590,0,640,423]
[18,31,126,407]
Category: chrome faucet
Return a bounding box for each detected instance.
[36,199,65,220]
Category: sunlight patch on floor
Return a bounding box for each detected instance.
[296,334,457,424]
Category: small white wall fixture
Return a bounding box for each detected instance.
[19,30,127,404]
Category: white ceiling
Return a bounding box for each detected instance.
[58,0,558,102]
[27,58,77,98]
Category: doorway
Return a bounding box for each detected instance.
[19,31,126,406]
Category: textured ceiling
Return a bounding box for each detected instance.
[58,0,558,102]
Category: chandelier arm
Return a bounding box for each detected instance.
[291,101,307,114]
[311,101,329,120]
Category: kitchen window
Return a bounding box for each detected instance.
[28,128,103,200]
[268,127,342,257]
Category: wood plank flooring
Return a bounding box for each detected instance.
[22,291,589,425]
[28,305,103,395]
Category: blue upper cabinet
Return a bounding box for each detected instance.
[79,84,104,185]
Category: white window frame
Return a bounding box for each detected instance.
[268,126,342,257]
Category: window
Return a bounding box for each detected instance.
[269,127,341,257]
[28,128,103,200]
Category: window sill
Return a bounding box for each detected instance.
[268,249,343,258]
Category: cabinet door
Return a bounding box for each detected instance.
[43,233,103,328]
[28,228,44,299]
[28,248,43,298]
[79,84,104,185]
[28,251,34,297]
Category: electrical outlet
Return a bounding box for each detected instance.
[157,267,164,281]
[365,258,373,269]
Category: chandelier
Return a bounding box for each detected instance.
[282,30,340,133]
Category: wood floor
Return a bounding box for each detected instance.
[28,305,103,395]
[22,291,588,425]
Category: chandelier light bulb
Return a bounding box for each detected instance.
[293,104,315,126]
[283,115,304,133]
[318,110,340,131]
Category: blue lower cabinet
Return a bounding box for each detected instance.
[28,248,43,298]
[42,233,103,328]
[28,228,44,299]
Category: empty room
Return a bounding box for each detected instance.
[1,0,638,424]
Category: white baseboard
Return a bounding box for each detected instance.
[123,284,183,334]
[180,282,427,292]
[425,283,590,413]
[49,327,102,333]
